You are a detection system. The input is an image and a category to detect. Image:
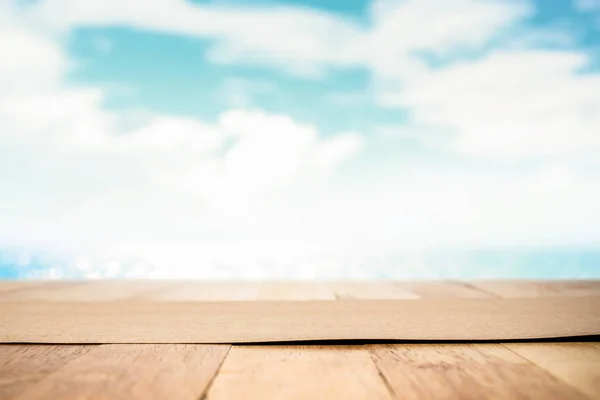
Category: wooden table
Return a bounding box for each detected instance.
[1,280,599,399]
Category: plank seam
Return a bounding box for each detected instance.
[500,344,595,400]
[367,347,398,400]
[448,280,503,298]
[198,345,232,400]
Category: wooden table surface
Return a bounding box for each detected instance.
[1,280,599,400]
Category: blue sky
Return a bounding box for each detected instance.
[1,0,600,279]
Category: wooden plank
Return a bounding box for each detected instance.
[257,282,336,300]
[367,281,592,400]
[202,283,389,399]
[14,344,230,400]
[369,343,589,400]
[399,280,495,299]
[468,280,600,298]
[505,343,600,400]
[0,282,87,300]
[0,281,172,301]
[147,282,334,301]
[0,282,44,295]
[465,277,600,396]
[145,282,260,301]
[329,281,417,299]
[0,345,91,400]
[2,297,599,343]
[205,345,392,400]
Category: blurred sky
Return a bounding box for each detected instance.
[1,0,600,279]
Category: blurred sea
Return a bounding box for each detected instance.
[1,248,599,280]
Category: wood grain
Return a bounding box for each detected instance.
[329,281,417,299]
[401,280,496,298]
[469,280,600,298]
[0,281,599,400]
[0,282,44,295]
[0,345,91,400]
[367,280,594,400]
[203,282,389,399]
[329,280,494,299]
[257,281,336,300]
[0,281,171,301]
[144,282,260,301]
[205,346,392,400]
[97,281,335,301]
[2,297,598,343]
[0,282,87,300]
[369,343,589,400]
[505,343,600,400]
[13,344,229,400]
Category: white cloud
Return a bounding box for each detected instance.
[0,5,66,93]
[2,0,600,278]
[17,0,589,81]
[0,2,363,268]
[26,0,366,76]
[24,0,600,162]
[392,50,600,160]
[365,0,532,78]
[24,0,530,78]
[365,2,600,162]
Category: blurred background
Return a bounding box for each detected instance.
[1,0,599,279]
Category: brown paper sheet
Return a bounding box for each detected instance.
[1,297,599,343]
